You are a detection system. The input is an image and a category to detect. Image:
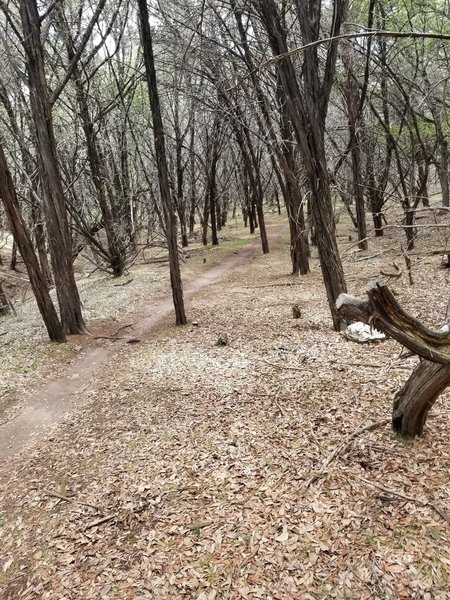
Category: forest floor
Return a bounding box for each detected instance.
[2,210,450,599]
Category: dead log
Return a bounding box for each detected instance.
[336,282,450,437]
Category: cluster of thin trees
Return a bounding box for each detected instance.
[0,0,449,341]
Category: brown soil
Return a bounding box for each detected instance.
[0,224,284,457]
[2,215,450,599]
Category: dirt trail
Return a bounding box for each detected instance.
[0,226,283,457]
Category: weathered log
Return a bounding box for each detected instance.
[336,282,450,437]
[337,283,450,364]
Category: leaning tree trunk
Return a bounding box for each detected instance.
[137,0,186,325]
[392,361,450,438]
[337,282,450,437]
[254,0,347,329]
[0,138,65,341]
[20,0,85,334]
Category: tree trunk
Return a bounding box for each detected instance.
[188,120,197,236]
[337,283,450,437]
[0,138,65,341]
[439,140,450,207]
[392,360,450,438]
[202,190,209,246]
[342,42,368,250]
[255,0,347,329]
[209,160,219,246]
[20,0,85,334]
[10,240,17,271]
[137,0,186,325]
[0,280,10,316]
[372,211,384,237]
[31,198,53,287]
[404,207,416,251]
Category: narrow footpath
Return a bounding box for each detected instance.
[0,225,283,457]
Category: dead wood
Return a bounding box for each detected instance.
[305,418,390,488]
[292,303,301,319]
[337,284,450,364]
[44,490,101,511]
[336,283,450,436]
[359,477,450,524]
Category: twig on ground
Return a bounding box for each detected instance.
[185,521,215,532]
[93,335,128,341]
[304,419,390,488]
[359,477,450,524]
[44,490,101,511]
[353,251,391,263]
[239,545,260,571]
[84,514,116,531]
[113,279,133,287]
[243,282,302,289]
[261,359,312,372]
[380,261,402,279]
[273,395,285,416]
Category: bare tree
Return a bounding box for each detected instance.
[137,0,186,325]
[19,0,85,334]
[0,137,65,341]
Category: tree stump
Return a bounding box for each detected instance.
[216,333,228,346]
[292,304,301,319]
[0,280,10,316]
[336,282,450,438]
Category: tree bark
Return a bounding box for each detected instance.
[137,0,186,325]
[392,361,450,438]
[0,138,65,341]
[0,280,10,316]
[343,45,368,250]
[337,283,450,437]
[254,0,347,328]
[19,0,85,334]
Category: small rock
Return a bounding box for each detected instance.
[192,321,199,327]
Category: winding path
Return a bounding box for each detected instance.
[0,225,284,457]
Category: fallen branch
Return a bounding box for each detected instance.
[359,477,450,524]
[113,279,133,287]
[304,419,390,488]
[84,514,116,531]
[44,490,101,511]
[261,359,312,372]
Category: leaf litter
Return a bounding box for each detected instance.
[1,219,450,599]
